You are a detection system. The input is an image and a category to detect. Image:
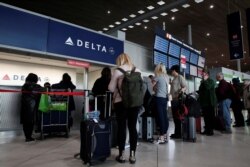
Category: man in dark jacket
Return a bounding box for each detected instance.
[21,73,43,142]
[198,69,217,136]
[216,72,232,134]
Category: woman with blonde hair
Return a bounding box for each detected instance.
[152,63,169,144]
[108,53,141,164]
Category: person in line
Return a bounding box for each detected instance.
[108,53,141,164]
[152,63,169,143]
[52,73,76,128]
[231,78,245,127]
[169,65,187,139]
[92,67,111,120]
[215,72,232,134]
[44,82,51,91]
[198,69,217,136]
[243,79,250,126]
[21,73,43,142]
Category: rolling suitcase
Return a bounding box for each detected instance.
[80,91,112,165]
[182,116,196,142]
[142,116,154,141]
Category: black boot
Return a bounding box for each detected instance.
[129,150,136,164]
[116,150,125,163]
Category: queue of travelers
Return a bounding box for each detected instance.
[20,53,250,165]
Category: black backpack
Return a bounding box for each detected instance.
[117,67,144,108]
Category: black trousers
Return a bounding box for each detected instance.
[171,100,181,136]
[114,102,139,155]
[231,102,244,125]
[202,106,215,133]
[23,122,34,139]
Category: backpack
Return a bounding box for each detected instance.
[117,67,144,108]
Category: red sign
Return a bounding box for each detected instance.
[180,55,186,69]
[67,60,90,68]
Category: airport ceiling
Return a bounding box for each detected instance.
[1,0,250,72]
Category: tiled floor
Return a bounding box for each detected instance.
[0,120,249,167]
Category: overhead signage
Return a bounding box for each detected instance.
[246,8,250,57]
[180,55,187,69]
[227,11,244,60]
[67,60,90,68]
[47,20,124,65]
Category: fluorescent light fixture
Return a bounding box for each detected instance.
[103,28,108,31]
[161,12,168,16]
[206,33,210,36]
[143,19,150,23]
[215,61,218,63]
[129,14,136,18]
[171,16,175,20]
[205,48,208,51]
[128,25,134,28]
[138,10,145,14]
[115,21,121,25]
[122,28,127,31]
[195,0,204,3]
[147,5,155,10]
[109,25,114,28]
[122,18,128,21]
[144,26,148,29]
[221,54,224,57]
[157,1,165,6]
[171,8,179,12]
[135,22,141,26]
[182,4,190,8]
[151,16,158,20]
[107,10,111,14]
[98,31,103,33]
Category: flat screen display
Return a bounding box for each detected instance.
[181,48,190,62]
[190,52,199,65]
[190,64,197,77]
[153,51,168,68]
[168,56,179,69]
[168,42,180,58]
[197,67,203,78]
[184,63,190,75]
[198,56,205,68]
[154,35,169,53]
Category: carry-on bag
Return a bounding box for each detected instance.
[80,91,112,165]
[182,116,196,142]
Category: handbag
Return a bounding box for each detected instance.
[38,94,50,113]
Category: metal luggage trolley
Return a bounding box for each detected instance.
[41,89,69,139]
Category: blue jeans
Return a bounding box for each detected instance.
[155,97,168,135]
[219,99,232,131]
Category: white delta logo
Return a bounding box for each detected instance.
[65,37,107,53]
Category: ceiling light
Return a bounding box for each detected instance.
[215,61,218,63]
[182,4,190,8]
[194,0,204,3]
[209,4,214,9]
[147,5,155,10]
[206,33,210,36]
[98,31,103,33]
[171,16,175,20]
[109,25,114,28]
[227,64,230,67]
[221,54,224,57]
[205,48,208,51]
[241,25,244,29]
[244,51,247,53]
[171,8,179,12]
[138,10,145,14]
[151,16,158,20]
[129,14,136,18]
[115,21,121,25]
[122,28,127,31]
[143,19,150,23]
[128,25,134,28]
[103,28,108,31]
[161,12,168,16]
[107,10,111,14]
[244,62,247,65]
[144,26,148,29]
[135,22,141,26]
[122,18,128,21]
[157,1,165,6]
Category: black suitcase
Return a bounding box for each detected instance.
[182,117,196,142]
[142,116,154,141]
[80,91,112,165]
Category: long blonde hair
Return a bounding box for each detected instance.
[116,53,133,67]
[154,63,167,77]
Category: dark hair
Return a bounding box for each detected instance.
[101,67,111,79]
[44,82,51,87]
[62,73,71,82]
[170,65,180,73]
[25,73,38,83]
[232,77,240,84]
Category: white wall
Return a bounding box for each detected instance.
[0,59,77,87]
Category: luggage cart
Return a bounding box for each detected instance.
[40,90,69,139]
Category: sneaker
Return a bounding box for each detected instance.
[116,152,126,163]
[129,151,136,164]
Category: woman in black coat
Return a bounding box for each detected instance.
[21,73,43,142]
